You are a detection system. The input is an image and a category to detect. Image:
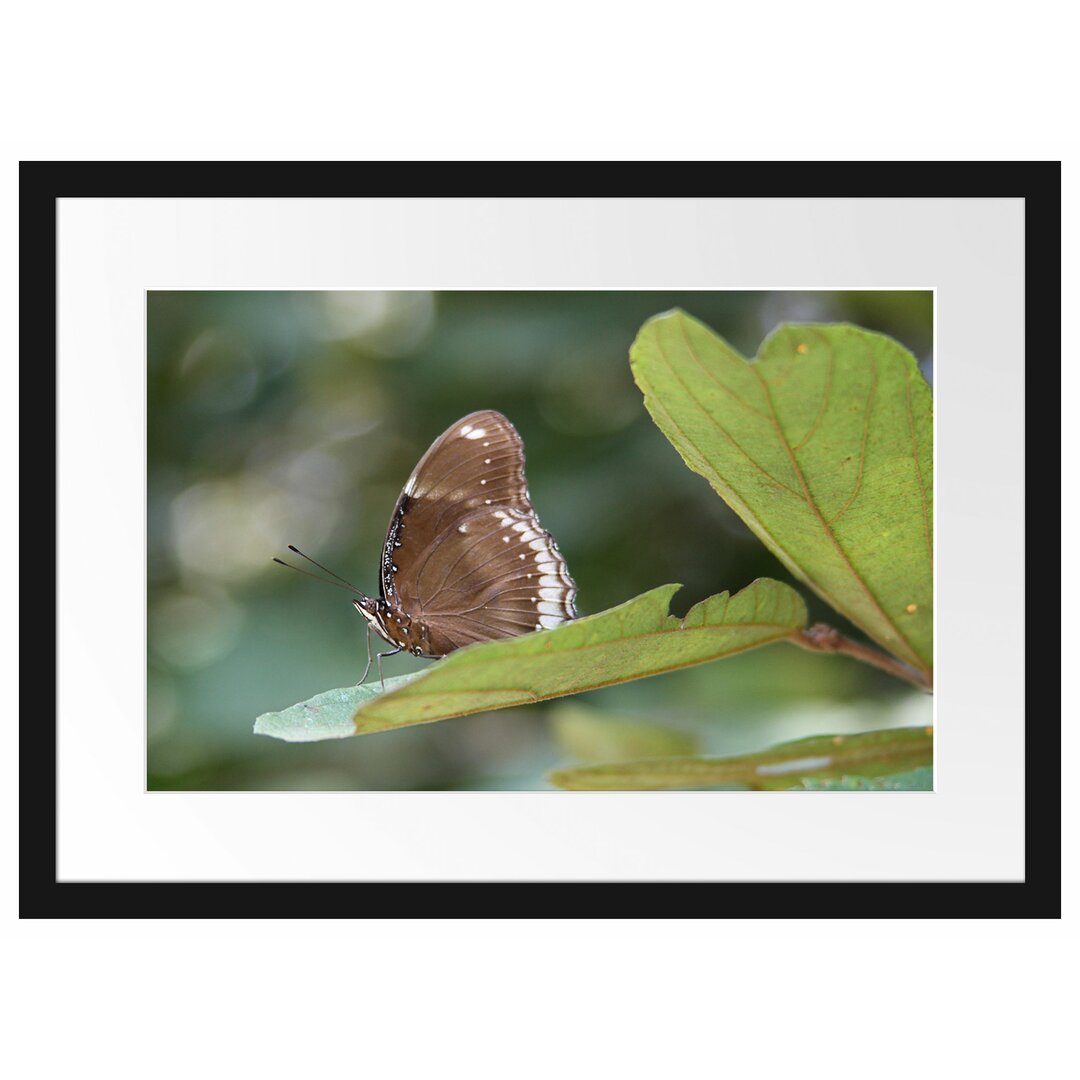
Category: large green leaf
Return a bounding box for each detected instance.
[630,312,933,676]
[254,579,806,741]
[548,726,934,790]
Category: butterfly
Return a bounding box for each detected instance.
[277,410,578,684]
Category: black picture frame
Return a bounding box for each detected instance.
[20,161,1061,919]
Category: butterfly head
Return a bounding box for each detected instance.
[352,595,394,639]
[352,595,382,624]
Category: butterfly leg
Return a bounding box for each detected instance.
[357,624,374,686]
[376,646,404,690]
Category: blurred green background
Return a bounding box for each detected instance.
[147,290,933,790]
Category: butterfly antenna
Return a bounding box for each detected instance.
[285,545,364,592]
[272,555,365,596]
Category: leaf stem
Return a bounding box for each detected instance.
[790,623,932,692]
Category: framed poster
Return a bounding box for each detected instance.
[20,161,1059,917]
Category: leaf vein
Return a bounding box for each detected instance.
[651,333,800,497]
[364,633,802,722]
[792,329,835,453]
[827,345,877,526]
[749,357,924,671]
[677,313,769,418]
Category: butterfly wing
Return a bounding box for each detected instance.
[384,410,577,654]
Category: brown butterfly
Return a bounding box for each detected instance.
[277,410,578,683]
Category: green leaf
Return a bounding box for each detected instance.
[253,676,424,743]
[254,579,806,741]
[796,765,933,791]
[548,726,933,790]
[550,704,698,764]
[630,312,933,676]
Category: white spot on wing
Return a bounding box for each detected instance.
[464,427,486,440]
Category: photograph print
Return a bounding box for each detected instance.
[146,289,934,792]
